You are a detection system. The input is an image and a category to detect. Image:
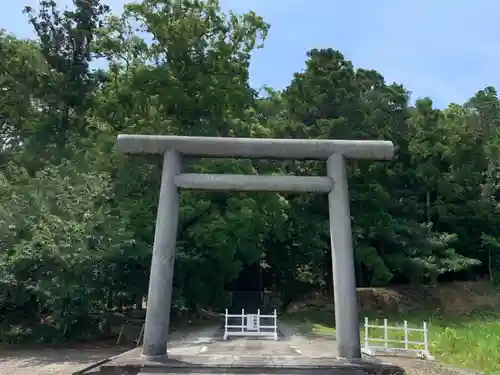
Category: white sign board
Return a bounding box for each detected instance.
[246,314,259,331]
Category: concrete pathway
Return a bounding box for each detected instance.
[166,324,220,356]
[166,321,340,359]
[278,321,339,358]
[198,337,299,357]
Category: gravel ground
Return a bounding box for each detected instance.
[0,325,221,375]
[0,343,126,375]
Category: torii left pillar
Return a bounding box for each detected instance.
[141,150,182,359]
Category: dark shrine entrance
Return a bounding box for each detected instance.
[226,261,274,313]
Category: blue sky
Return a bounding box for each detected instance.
[2,0,499,108]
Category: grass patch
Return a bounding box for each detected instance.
[283,307,500,374]
[428,311,500,375]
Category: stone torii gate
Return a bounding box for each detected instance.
[116,135,394,361]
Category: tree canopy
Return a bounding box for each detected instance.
[1,0,499,341]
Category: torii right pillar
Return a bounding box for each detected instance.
[327,152,361,359]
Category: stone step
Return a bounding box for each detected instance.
[95,350,405,375]
[138,370,377,375]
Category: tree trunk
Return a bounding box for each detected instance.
[488,250,494,281]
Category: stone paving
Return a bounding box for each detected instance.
[198,337,298,356]
[277,321,339,358]
[99,323,403,375]
[165,322,340,359]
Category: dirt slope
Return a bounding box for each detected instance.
[286,281,499,315]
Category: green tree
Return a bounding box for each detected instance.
[1,0,500,344]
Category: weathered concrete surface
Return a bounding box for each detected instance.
[278,321,339,358]
[116,134,394,160]
[138,372,371,375]
[98,324,405,375]
[168,324,221,349]
[101,349,404,374]
[198,337,298,357]
[174,173,334,193]
[327,153,361,358]
[142,150,182,359]
[138,371,370,375]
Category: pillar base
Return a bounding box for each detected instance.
[140,353,168,362]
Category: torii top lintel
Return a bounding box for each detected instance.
[116,134,394,161]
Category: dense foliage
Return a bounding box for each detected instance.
[1,0,499,341]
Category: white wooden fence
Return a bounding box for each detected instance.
[362,317,434,360]
[223,309,278,340]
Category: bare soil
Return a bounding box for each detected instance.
[286,281,499,316]
[381,356,484,375]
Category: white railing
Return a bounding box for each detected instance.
[362,317,434,360]
[223,309,278,340]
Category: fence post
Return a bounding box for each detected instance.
[257,309,260,334]
[423,321,429,354]
[273,309,278,340]
[224,309,228,340]
[364,317,369,351]
[362,318,432,360]
[403,320,408,350]
[241,309,245,333]
[383,318,388,349]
